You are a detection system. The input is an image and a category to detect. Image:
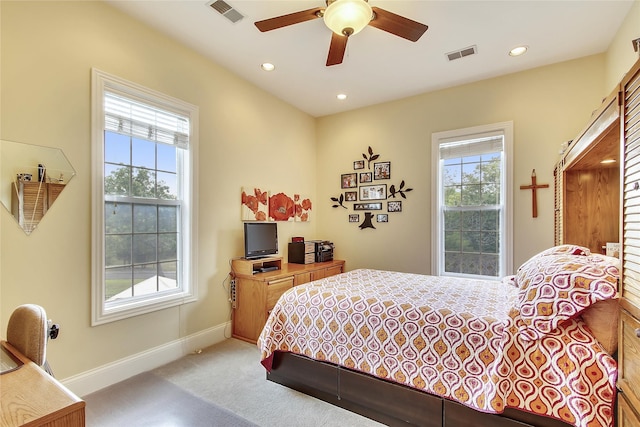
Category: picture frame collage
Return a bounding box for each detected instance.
[334,147,410,228]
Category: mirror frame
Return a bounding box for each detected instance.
[0,139,76,235]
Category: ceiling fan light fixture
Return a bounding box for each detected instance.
[323,0,372,37]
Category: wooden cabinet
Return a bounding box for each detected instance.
[554,89,621,253]
[620,57,640,427]
[230,257,345,343]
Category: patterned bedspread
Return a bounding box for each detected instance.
[258,269,617,427]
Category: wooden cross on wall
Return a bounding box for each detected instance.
[520,169,549,218]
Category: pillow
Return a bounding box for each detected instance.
[516,253,619,341]
[516,245,591,275]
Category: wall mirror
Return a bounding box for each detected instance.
[0,139,76,235]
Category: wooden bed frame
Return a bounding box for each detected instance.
[267,351,574,427]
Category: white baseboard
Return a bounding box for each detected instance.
[62,321,230,397]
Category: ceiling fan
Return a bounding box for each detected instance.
[254,0,429,66]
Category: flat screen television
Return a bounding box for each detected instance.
[244,222,278,259]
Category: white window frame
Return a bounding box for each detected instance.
[431,121,513,278]
[91,69,199,325]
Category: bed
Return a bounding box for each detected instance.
[258,245,620,427]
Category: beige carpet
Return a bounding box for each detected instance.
[86,338,383,427]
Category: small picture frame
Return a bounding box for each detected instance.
[349,214,360,223]
[341,173,357,189]
[353,160,365,170]
[360,184,387,201]
[359,172,372,183]
[345,191,357,201]
[374,161,391,180]
[354,202,382,211]
[376,214,388,223]
[388,200,402,212]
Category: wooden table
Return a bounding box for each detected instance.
[0,341,85,427]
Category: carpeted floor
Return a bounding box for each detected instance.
[84,338,383,427]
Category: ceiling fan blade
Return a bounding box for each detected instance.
[368,7,428,42]
[326,32,348,66]
[255,7,324,32]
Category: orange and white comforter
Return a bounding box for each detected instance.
[258,269,617,427]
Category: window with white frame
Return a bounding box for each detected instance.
[91,69,198,325]
[431,122,513,279]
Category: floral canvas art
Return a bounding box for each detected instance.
[241,187,268,221]
[269,192,295,221]
[294,194,312,222]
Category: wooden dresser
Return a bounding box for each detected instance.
[0,341,85,427]
[230,257,345,343]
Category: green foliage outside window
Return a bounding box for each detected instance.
[442,153,501,277]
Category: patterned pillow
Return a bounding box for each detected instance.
[516,253,619,341]
[516,245,591,274]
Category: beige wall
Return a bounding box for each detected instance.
[0,1,316,380]
[316,55,606,273]
[605,0,640,93]
[1,0,639,389]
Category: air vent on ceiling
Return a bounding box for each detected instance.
[209,0,244,24]
[446,45,478,62]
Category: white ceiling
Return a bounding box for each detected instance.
[105,0,634,117]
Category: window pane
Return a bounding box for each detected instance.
[157,143,176,173]
[462,162,480,184]
[444,231,461,251]
[462,232,481,252]
[133,264,158,296]
[106,266,133,300]
[461,253,480,275]
[462,211,481,231]
[133,205,157,233]
[481,209,498,230]
[105,164,131,196]
[481,231,498,253]
[132,138,156,169]
[462,155,481,164]
[105,132,130,165]
[105,235,131,267]
[157,171,177,200]
[133,234,157,264]
[158,233,177,262]
[444,186,461,207]
[444,252,461,273]
[159,261,178,283]
[105,202,132,233]
[461,184,481,205]
[481,254,499,276]
[481,159,500,183]
[158,206,178,232]
[443,164,461,185]
[444,210,461,230]
[132,168,157,198]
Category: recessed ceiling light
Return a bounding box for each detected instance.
[337,93,347,100]
[260,63,275,71]
[601,159,616,164]
[509,46,528,57]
